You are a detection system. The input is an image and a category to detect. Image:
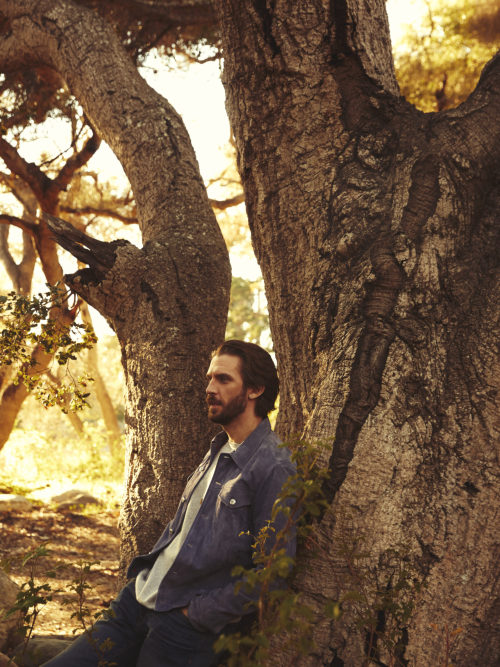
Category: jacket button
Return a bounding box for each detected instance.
[181,496,186,502]
[230,498,236,505]
[169,527,173,533]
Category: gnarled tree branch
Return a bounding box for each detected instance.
[0,213,37,235]
[0,137,52,203]
[43,211,130,281]
[0,225,36,294]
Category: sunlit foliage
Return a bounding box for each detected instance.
[225,276,270,350]
[394,0,499,111]
[0,420,124,507]
[0,286,96,411]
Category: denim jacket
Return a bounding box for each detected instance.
[127,418,296,634]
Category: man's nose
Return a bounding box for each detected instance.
[206,378,215,393]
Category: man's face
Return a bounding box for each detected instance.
[206,354,250,426]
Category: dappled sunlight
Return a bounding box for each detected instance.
[0,422,124,509]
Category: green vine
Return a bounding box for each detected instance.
[2,544,62,661]
[2,548,115,665]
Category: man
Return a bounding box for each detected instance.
[44,340,296,667]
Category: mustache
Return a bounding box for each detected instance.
[206,395,222,406]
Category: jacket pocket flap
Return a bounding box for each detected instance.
[219,481,252,508]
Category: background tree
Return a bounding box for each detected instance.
[394,0,500,110]
[226,276,269,348]
[0,100,101,447]
[0,158,132,449]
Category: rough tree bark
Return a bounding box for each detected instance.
[218,1,499,665]
[0,0,230,571]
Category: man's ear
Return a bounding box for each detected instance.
[248,386,265,400]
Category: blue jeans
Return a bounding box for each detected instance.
[41,581,219,666]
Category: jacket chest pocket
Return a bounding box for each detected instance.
[214,479,255,565]
[219,480,252,509]
[216,480,254,544]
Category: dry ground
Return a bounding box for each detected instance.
[0,506,120,638]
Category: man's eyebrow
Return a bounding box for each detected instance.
[206,371,234,380]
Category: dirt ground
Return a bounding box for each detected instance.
[0,506,120,639]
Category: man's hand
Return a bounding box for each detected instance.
[181,606,189,617]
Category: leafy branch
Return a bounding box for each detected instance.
[0,284,96,411]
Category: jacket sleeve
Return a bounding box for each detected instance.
[187,460,297,634]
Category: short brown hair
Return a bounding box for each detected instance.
[213,340,279,418]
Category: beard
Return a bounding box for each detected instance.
[207,390,248,425]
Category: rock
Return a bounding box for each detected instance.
[0,651,18,666]
[0,571,21,653]
[12,637,73,667]
[50,490,100,511]
[0,495,32,512]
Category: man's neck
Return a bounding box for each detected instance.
[223,414,263,445]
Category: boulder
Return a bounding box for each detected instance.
[50,490,100,511]
[12,637,73,667]
[0,495,32,512]
[0,652,18,666]
[0,570,21,653]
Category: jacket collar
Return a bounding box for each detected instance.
[210,418,271,469]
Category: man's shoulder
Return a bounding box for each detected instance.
[231,418,295,482]
[250,426,296,477]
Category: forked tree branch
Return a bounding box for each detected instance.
[0,170,38,214]
[0,225,36,295]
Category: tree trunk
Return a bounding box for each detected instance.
[0,0,231,571]
[218,1,500,664]
[0,197,37,404]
